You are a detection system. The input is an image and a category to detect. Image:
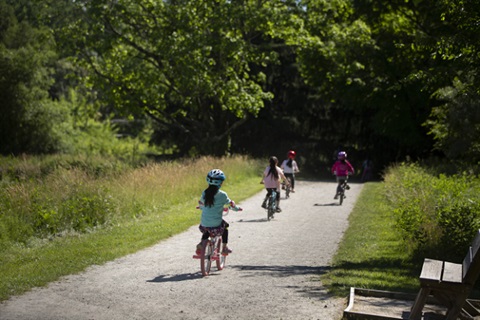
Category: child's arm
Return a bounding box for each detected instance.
[278,168,290,185]
[228,200,243,212]
[347,161,355,175]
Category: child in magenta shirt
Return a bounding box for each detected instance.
[331,151,354,199]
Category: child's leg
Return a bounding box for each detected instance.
[261,189,271,207]
[336,178,345,193]
[201,232,209,241]
[276,189,281,209]
[221,221,229,244]
[221,221,232,253]
[196,231,209,253]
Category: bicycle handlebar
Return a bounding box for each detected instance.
[196,201,243,212]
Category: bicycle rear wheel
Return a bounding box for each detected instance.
[200,240,212,276]
[215,237,226,271]
[339,192,344,205]
[267,194,276,220]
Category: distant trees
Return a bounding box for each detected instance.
[1,0,479,169]
[55,0,290,156]
[0,1,64,155]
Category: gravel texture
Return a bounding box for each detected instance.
[0,180,363,320]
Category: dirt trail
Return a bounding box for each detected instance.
[0,180,363,320]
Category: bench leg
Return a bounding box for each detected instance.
[409,287,430,320]
[445,294,468,320]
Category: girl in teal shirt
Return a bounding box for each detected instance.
[196,169,242,255]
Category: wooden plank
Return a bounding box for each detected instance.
[419,259,443,281]
[442,261,462,283]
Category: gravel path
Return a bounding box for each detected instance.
[0,180,363,320]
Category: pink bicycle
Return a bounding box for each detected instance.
[193,205,241,276]
[192,222,226,276]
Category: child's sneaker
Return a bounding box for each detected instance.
[195,243,203,255]
[261,202,267,209]
[275,207,282,213]
[222,246,232,255]
[334,194,339,199]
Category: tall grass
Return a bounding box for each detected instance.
[383,162,480,261]
[0,155,264,300]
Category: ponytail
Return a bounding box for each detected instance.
[267,156,279,179]
[204,185,219,207]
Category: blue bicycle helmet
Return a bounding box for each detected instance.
[206,169,226,186]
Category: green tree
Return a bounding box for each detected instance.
[421,0,480,161]
[55,0,306,156]
[0,1,62,155]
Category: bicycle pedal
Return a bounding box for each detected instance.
[192,255,201,259]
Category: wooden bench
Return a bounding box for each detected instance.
[409,230,480,320]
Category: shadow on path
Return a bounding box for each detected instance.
[237,218,270,223]
[230,264,337,299]
[230,264,330,277]
[147,273,201,283]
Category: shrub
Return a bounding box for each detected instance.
[384,163,480,260]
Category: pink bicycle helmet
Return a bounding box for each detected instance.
[288,150,296,159]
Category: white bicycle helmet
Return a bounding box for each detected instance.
[206,169,226,186]
[338,151,347,160]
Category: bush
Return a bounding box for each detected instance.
[384,163,480,261]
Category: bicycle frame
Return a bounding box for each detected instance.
[193,232,225,277]
[193,206,229,276]
[338,177,349,205]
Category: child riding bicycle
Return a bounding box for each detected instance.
[281,150,300,193]
[261,156,290,212]
[331,151,354,199]
[196,169,242,256]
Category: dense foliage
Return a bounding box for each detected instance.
[384,163,480,261]
[1,0,479,171]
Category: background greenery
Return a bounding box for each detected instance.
[1,0,480,175]
[2,0,480,305]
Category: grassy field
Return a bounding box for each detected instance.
[321,182,420,296]
[0,156,265,301]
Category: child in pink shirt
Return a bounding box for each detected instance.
[261,156,289,212]
[331,151,354,199]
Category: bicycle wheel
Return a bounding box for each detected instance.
[267,193,276,220]
[200,240,212,276]
[215,237,226,271]
[339,192,344,205]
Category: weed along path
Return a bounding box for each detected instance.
[0,180,363,320]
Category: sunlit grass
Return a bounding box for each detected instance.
[0,155,264,301]
[321,182,419,296]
